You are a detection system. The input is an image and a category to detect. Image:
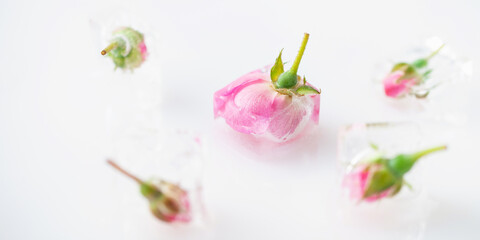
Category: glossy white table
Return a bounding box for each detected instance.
[1,0,479,239]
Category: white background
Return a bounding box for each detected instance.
[1,0,479,239]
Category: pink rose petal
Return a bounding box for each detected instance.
[214,67,320,142]
[138,41,148,61]
[383,70,416,98]
[343,164,393,202]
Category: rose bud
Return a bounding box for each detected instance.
[214,33,321,142]
[343,145,446,202]
[383,44,444,98]
[101,27,147,70]
[107,160,190,223]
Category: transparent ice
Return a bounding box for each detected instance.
[335,122,436,240]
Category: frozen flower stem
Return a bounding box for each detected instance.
[275,33,309,89]
[344,145,447,202]
[101,42,118,56]
[383,44,445,98]
[411,44,445,69]
[107,160,191,223]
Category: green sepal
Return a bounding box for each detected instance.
[296,85,320,95]
[414,91,430,99]
[392,62,416,75]
[363,166,397,199]
[140,182,162,199]
[412,58,428,69]
[389,180,403,197]
[391,62,410,72]
[270,49,284,83]
[391,62,419,81]
[149,202,168,221]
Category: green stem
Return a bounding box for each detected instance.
[426,44,445,60]
[101,42,118,55]
[107,159,144,185]
[290,33,310,74]
[411,145,447,162]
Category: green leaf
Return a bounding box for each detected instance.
[363,167,397,199]
[270,49,284,83]
[296,85,320,95]
[303,75,306,85]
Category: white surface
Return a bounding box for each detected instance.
[1,0,479,239]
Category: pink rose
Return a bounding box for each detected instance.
[149,180,191,223]
[383,70,417,98]
[107,160,191,223]
[214,33,321,142]
[382,44,445,98]
[343,164,396,202]
[214,66,320,142]
[342,145,446,202]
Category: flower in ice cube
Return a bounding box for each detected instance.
[101,27,147,70]
[107,160,191,223]
[343,145,446,202]
[144,180,191,223]
[383,44,444,98]
[344,162,401,202]
[383,69,417,98]
[214,33,321,142]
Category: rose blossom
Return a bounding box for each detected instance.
[107,160,191,223]
[101,27,147,70]
[214,67,320,142]
[343,164,398,202]
[214,33,321,142]
[382,44,445,98]
[383,70,417,98]
[343,145,446,202]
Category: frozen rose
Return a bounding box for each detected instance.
[101,27,147,70]
[214,33,321,142]
[382,44,444,98]
[343,145,446,202]
[344,164,399,202]
[383,70,417,98]
[107,160,191,223]
[145,180,191,223]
